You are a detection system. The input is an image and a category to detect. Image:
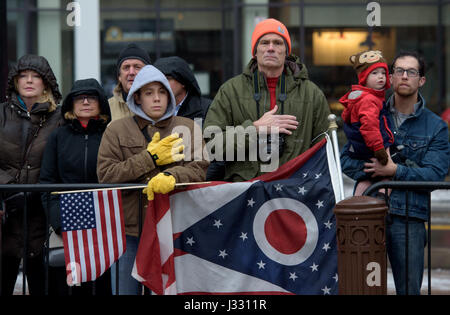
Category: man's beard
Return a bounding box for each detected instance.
[395,86,416,97]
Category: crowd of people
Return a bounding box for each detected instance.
[0,18,448,296]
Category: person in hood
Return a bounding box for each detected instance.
[97,65,209,295]
[153,56,211,122]
[339,50,394,195]
[203,18,330,182]
[109,43,152,121]
[341,51,449,295]
[39,78,111,295]
[0,54,63,295]
[153,56,222,179]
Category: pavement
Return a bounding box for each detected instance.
[387,268,450,295]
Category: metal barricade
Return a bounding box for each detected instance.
[363,181,450,295]
[0,183,145,296]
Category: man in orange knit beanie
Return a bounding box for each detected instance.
[204,18,330,181]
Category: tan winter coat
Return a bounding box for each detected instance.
[108,84,133,122]
[97,115,209,237]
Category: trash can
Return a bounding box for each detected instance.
[334,196,388,295]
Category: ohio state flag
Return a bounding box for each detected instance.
[133,138,341,295]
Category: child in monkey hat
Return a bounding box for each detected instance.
[339,50,394,196]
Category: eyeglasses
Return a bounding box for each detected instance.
[73,95,98,103]
[392,67,420,78]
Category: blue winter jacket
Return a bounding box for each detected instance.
[341,93,449,221]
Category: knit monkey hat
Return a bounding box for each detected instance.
[350,50,390,89]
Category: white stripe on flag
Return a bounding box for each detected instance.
[93,192,106,275]
[67,231,78,285]
[131,261,146,283]
[174,254,290,294]
[165,281,177,295]
[87,229,96,281]
[76,230,87,283]
[112,190,124,256]
[325,135,344,203]
[101,190,115,267]
[157,209,173,266]
[171,182,254,234]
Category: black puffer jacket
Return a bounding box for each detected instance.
[153,56,212,122]
[0,55,63,258]
[39,79,111,231]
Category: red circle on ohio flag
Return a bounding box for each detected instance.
[264,209,307,254]
[253,198,318,266]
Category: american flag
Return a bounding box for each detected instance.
[133,138,342,295]
[60,189,126,286]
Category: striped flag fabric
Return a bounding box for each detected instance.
[60,189,126,286]
[133,137,342,295]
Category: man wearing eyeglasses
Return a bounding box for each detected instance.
[341,51,449,295]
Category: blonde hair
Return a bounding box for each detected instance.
[39,87,57,112]
[64,110,109,123]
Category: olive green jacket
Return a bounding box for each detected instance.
[204,55,330,182]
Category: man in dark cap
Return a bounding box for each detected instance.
[153,56,211,123]
[109,43,152,121]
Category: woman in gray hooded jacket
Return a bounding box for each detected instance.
[97,65,209,295]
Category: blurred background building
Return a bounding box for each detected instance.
[2,0,450,141]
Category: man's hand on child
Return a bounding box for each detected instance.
[364,148,397,178]
[374,148,388,165]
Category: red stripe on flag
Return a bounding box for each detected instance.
[117,190,126,255]
[173,232,182,241]
[254,138,327,182]
[82,229,92,282]
[62,232,73,285]
[135,197,168,295]
[154,194,171,223]
[91,227,101,280]
[161,254,175,291]
[72,231,82,283]
[173,248,188,257]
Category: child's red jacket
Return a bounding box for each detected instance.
[340,85,394,160]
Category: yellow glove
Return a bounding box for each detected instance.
[143,172,176,200]
[147,132,185,166]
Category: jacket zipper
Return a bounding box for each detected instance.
[17,116,45,183]
[84,134,89,181]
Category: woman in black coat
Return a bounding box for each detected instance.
[39,78,112,295]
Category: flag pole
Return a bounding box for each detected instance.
[51,182,212,195]
[328,114,345,200]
